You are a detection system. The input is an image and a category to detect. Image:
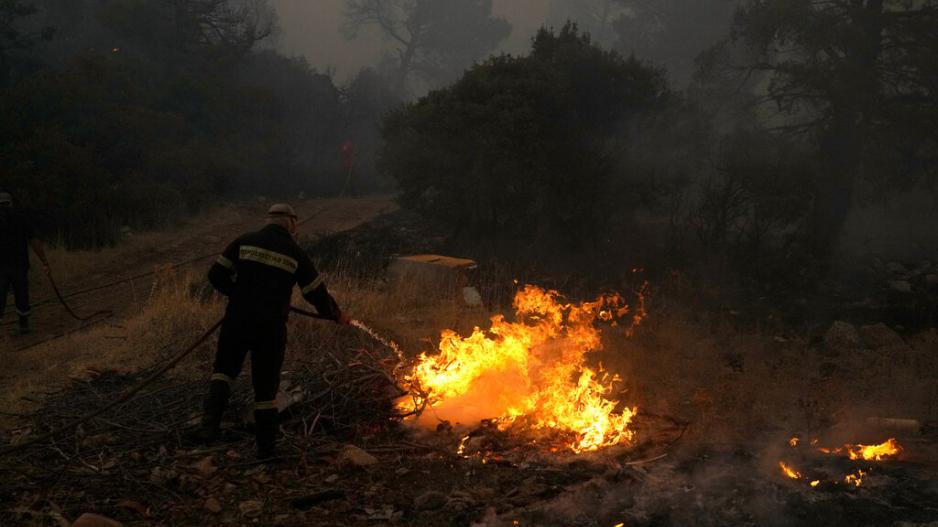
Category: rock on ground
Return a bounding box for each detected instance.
[859,323,907,351]
[337,445,378,467]
[414,490,448,511]
[889,280,913,293]
[72,513,123,527]
[824,321,863,350]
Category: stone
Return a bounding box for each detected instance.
[445,491,476,511]
[337,445,378,467]
[889,280,913,293]
[72,513,123,527]
[289,489,345,510]
[886,261,907,274]
[823,321,863,350]
[238,500,263,518]
[115,500,147,517]
[193,455,217,478]
[276,387,303,412]
[81,433,115,449]
[204,497,223,514]
[516,477,549,498]
[387,254,477,298]
[414,490,448,510]
[462,286,483,307]
[859,323,907,351]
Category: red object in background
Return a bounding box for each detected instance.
[341,140,354,169]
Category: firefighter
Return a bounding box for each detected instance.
[0,192,51,336]
[191,203,349,459]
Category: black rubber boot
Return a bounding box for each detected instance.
[254,408,280,460]
[187,380,230,445]
[17,315,30,335]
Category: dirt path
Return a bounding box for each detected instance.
[0,195,396,357]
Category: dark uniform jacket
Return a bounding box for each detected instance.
[0,210,34,271]
[208,224,340,325]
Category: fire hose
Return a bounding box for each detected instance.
[2,202,344,338]
[0,307,337,457]
[47,271,113,322]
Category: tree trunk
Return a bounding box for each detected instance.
[396,40,416,96]
[805,0,885,264]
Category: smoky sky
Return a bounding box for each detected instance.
[269,0,553,81]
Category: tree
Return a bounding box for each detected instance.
[0,0,348,247]
[0,0,53,85]
[380,24,669,245]
[343,0,510,95]
[91,0,276,67]
[340,67,403,190]
[547,0,627,48]
[728,0,938,259]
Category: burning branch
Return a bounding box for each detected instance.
[395,285,645,453]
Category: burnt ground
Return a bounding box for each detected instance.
[1,359,936,527]
[2,208,937,526]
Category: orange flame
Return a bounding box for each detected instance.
[789,436,799,447]
[816,438,902,460]
[779,461,802,480]
[396,285,644,453]
[844,469,866,487]
[845,438,902,461]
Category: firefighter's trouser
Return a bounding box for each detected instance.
[209,317,286,452]
[0,267,30,324]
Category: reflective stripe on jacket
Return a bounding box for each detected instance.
[208,224,340,324]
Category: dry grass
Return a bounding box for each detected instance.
[0,270,224,423]
[0,263,486,427]
[41,205,231,286]
[607,306,938,448]
[4,255,936,457]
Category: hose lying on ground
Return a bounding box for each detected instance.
[0,318,224,457]
[47,272,113,322]
[0,307,337,457]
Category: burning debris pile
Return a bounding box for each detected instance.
[778,436,904,489]
[395,284,647,453]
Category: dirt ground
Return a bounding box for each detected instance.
[1,200,937,527]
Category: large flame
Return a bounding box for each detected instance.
[817,438,902,461]
[396,284,644,453]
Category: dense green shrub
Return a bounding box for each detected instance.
[0,0,395,248]
[381,24,669,245]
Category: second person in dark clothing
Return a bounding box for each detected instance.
[0,191,50,336]
[192,203,349,459]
